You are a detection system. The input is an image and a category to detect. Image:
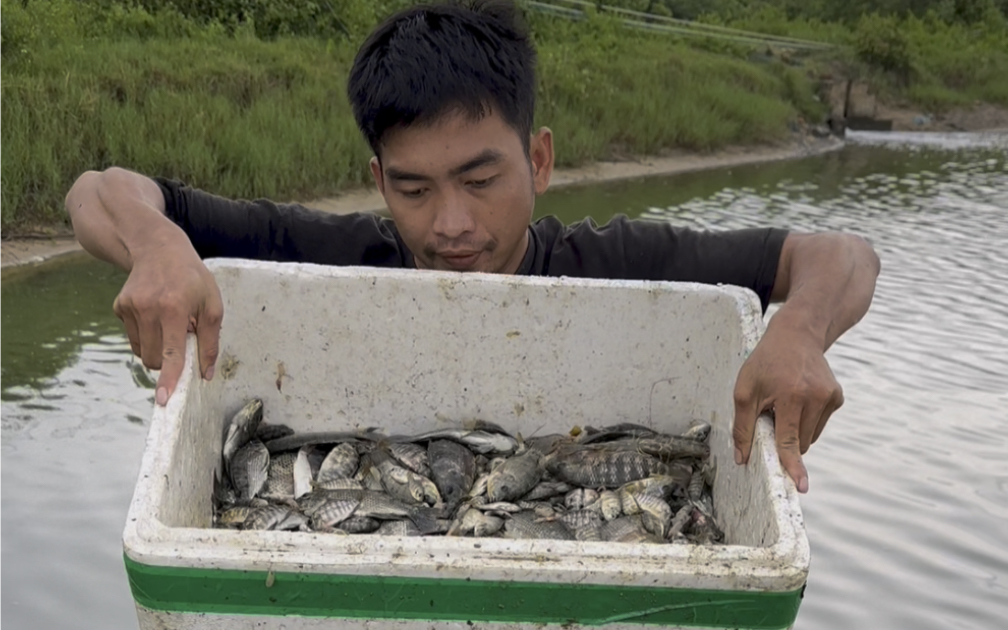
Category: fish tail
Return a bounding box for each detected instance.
[408,507,441,535]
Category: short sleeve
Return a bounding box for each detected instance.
[542,215,788,312]
[154,178,407,267]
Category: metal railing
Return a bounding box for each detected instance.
[523,0,838,51]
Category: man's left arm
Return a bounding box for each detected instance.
[732,232,881,493]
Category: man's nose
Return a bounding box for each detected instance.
[432,186,476,239]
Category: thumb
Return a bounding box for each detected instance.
[732,377,761,466]
[196,300,223,380]
[155,316,189,406]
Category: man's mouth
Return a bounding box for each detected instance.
[438,250,482,270]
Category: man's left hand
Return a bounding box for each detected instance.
[731,316,845,494]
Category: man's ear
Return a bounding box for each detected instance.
[529,127,554,195]
[370,156,385,196]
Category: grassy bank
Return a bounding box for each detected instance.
[0,0,824,234]
[2,1,1006,235]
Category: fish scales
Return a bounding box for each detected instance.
[376,520,422,536]
[487,449,542,502]
[561,509,603,541]
[337,516,380,534]
[230,439,269,501]
[388,442,431,478]
[262,451,297,499]
[222,399,264,464]
[503,512,574,541]
[255,422,295,443]
[318,443,359,480]
[548,449,668,488]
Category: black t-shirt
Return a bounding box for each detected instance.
[155,178,788,312]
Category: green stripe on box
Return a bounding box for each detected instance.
[125,554,803,628]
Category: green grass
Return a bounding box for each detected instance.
[0,10,824,235]
[3,0,1006,234]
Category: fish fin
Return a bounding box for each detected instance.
[408,507,441,535]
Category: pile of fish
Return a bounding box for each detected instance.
[213,398,724,545]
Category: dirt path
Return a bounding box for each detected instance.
[2,134,843,274]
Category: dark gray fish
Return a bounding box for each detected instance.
[561,509,603,541]
[577,423,659,444]
[618,435,710,461]
[222,398,264,464]
[337,515,381,534]
[428,439,476,511]
[388,442,431,478]
[230,439,269,501]
[487,449,542,502]
[547,448,668,488]
[524,433,575,455]
[255,422,295,443]
[213,469,237,509]
[601,515,663,544]
[503,511,574,541]
[375,520,421,537]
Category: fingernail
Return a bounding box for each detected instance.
[156,387,168,406]
[205,365,215,381]
[734,447,743,465]
[798,475,809,494]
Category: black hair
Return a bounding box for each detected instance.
[347,0,537,159]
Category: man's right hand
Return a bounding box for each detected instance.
[114,244,225,406]
[65,167,225,407]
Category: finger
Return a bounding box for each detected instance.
[799,397,827,455]
[773,400,809,493]
[812,385,845,445]
[137,314,164,372]
[113,296,142,357]
[155,313,190,407]
[196,300,223,380]
[732,373,761,466]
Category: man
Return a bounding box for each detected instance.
[64,0,879,493]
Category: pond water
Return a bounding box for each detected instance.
[2,130,1006,629]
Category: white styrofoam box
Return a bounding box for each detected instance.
[123,259,808,630]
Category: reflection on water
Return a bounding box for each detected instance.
[3,133,1007,630]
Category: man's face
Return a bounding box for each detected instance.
[370,108,554,274]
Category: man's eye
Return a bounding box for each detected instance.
[401,188,426,198]
[469,177,495,189]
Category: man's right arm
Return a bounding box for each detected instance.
[65,167,224,406]
[65,166,192,272]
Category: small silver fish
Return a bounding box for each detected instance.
[564,488,599,511]
[521,480,573,501]
[503,511,574,541]
[634,493,673,539]
[448,507,505,537]
[261,452,297,500]
[597,490,622,521]
[318,443,359,481]
[293,447,313,499]
[388,442,431,478]
[681,419,711,442]
[230,439,269,501]
[487,449,542,502]
[600,515,663,544]
[371,448,441,506]
[222,399,264,464]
